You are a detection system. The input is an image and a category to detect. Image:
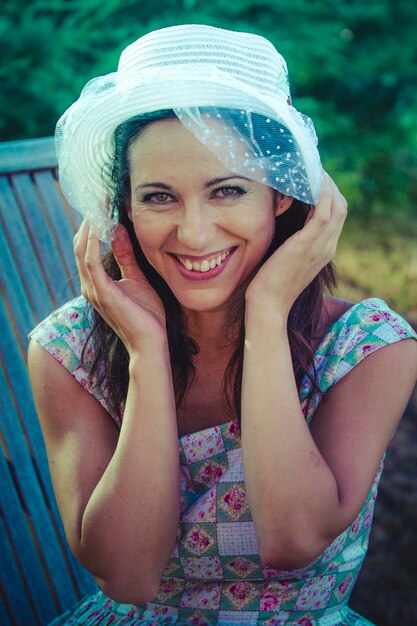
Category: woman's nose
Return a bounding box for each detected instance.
[177,203,215,250]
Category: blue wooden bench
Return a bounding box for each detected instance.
[0,137,95,625]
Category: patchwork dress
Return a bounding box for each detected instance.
[29,297,416,626]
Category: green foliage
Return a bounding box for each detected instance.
[3,0,417,221]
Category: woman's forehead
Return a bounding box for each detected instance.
[129,119,232,174]
[128,117,260,182]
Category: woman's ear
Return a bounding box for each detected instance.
[274,193,294,217]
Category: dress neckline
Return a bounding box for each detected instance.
[177,298,386,442]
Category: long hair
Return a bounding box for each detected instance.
[82,109,336,422]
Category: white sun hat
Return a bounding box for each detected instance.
[56,24,322,242]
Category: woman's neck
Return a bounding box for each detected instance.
[184,309,231,356]
[183,299,244,358]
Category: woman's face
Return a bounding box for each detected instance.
[127,118,282,314]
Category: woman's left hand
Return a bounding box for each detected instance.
[245,172,347,319]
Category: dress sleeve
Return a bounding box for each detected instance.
[29,296,120,425]
[322,298,416,390]
[301,298,416,425]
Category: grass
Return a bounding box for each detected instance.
[334,216,417,326]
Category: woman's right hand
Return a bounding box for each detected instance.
[74,220,167,356]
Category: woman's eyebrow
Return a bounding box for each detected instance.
[134,175,251,194]
[134,182,172,191]
[205,175,251,187]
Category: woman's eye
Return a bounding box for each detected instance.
[214,186,246,199]
[142,192,172,205]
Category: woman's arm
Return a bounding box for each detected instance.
[241,308,417,570]
[28,221,181,604]
[241,174,417,569]
[28,337,180,604]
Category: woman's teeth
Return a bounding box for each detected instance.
[177,250,231,272]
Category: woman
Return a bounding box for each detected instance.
[28,24,416,625]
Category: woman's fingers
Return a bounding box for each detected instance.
[316,174,347,261]
[74,219,110,304]
[84,223,107,288]
[313,172,346,225]
[301,173,347,242]
[327,174,348,220]
[325,175,348,252]
[111,224,144,281]
[72,220,167,354]
[292,172,347,271]
[315,172,333,223]
[73,220,91,290]
[74,221,145,303]
[302,175,330,228]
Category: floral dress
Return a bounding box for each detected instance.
[29,297,416,626]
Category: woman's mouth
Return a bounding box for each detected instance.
[170,248,236,280]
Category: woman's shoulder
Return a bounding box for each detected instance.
[29,296,93,350]
[29,296,119,421]
[28,295,98,389]
[323,295,416,341]
[312,295,416,390]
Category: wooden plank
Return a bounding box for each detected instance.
[0,226,38,352]
[0,513,35,626]
[33,170,80,297]
[0,177,54,323]
[0,138,56,174]
[12,173,72,308]
[0,443,57,623]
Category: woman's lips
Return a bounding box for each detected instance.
[170,248,236,281]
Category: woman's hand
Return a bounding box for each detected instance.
[74,220,167,355]
[245,172,347,319]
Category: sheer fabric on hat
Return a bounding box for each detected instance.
[175,107,321,205]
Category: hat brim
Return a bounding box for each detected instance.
[56,70,322,241]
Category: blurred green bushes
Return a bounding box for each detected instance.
[3,0,417,226]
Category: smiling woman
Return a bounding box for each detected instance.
[27,24,417,626]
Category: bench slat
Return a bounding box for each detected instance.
[34,170,80,239]
[0,434,59,623]
[0,226,38,350]
[0,177,55,322]
[0,138,56,174]
[33,170,80,291]
[12,173,72,307]
[0,512,37,626]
